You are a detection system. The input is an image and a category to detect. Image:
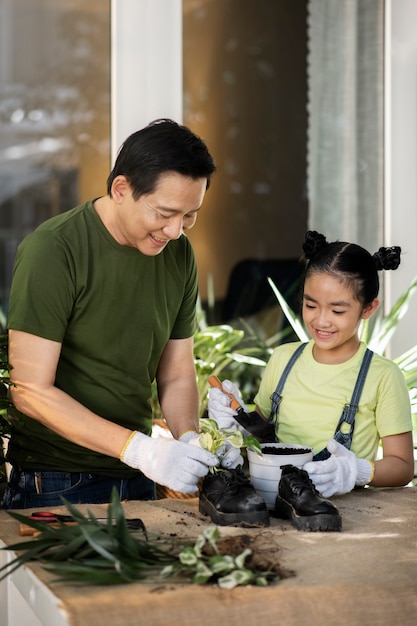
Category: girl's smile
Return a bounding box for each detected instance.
[302,272,378,364]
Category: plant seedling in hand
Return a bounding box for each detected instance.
[199,417,262,472]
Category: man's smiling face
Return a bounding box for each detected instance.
[110,171,207,255]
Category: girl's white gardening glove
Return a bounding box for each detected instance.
[304,439,374,498]
[208,382,250,436]
[179,430,243,470]
[120,431,218,494]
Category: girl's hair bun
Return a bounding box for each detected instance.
[372,246,401,271]
[302,230,328,260]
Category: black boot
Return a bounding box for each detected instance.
[199,466,270,527]
[274,465,342,532]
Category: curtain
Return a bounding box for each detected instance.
[307,0,384,251]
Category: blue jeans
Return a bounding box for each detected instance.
[0,466,156,509]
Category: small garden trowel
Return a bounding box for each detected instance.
[208,375,278,443]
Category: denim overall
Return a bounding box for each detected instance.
[269,343,374,460]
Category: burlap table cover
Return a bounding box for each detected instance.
[0,487,416,626]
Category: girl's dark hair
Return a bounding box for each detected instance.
[302,230,401,305]
[107,119,216,199]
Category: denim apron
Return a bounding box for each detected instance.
[269,343,374,460]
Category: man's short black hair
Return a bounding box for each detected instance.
[107,119,216,199]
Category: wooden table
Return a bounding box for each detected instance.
[1,486,416,626]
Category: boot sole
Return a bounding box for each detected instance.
[274,496,342,532]
[199,494,270,527]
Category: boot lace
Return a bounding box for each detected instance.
[285,468,320,496]
[223,467,250,494]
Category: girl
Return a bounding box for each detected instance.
[209,231,414,498]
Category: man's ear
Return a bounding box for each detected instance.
[111,176,129,203]
[362,298,379,320]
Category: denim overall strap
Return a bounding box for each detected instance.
[269,343,308,423]
[313,348,374,461]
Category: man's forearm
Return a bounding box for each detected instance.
[11,382,131,458]
[159,378,200,439]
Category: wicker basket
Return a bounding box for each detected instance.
[156,484,197,500]
[153,419,201,500]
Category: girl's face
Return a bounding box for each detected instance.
[302,272,379,364]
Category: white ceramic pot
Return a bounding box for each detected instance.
[247,442,313,509]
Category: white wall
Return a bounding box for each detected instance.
[385,0,417,357]
[110,0,183,162]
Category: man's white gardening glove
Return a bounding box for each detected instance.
[208,381,250,436]
[120,431,218,494]
[220,447,244,469]
[179,430,243,470]
[304,439,374,498]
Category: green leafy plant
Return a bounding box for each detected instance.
[161,524,275,588]
[0,488,279,588]
[151,313,271,421]
[193,323,270,416]
[199,417,262,470]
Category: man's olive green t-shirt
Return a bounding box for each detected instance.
[7,200,198,475]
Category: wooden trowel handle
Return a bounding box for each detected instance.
[208,375,241,411]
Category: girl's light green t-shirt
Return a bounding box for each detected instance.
[254,340,412,460]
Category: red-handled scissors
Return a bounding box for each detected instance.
[29,511,147,535]
[30,511,75,523]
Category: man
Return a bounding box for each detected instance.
[1,119,220,508]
